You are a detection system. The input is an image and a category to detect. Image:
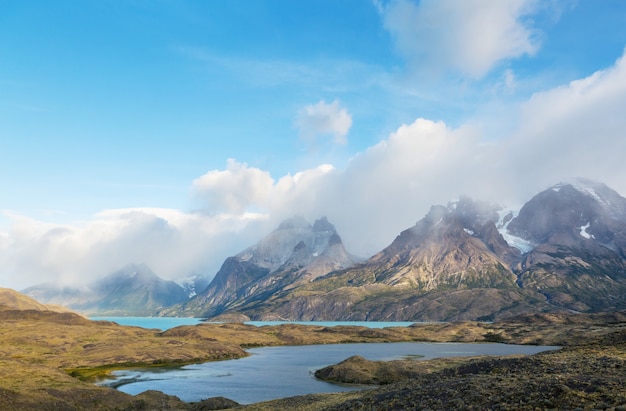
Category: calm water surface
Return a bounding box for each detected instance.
[89,317,416,331]
[97,342,559,404]
[90,317,205,330]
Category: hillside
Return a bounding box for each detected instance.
[0,287,76,313]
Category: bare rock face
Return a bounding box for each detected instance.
[365,199,519,291]
[508,180,626,246]
[173,216,361,318]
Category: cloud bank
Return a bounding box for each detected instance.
[0,209,268,289]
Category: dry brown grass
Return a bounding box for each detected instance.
[0,307,625,410]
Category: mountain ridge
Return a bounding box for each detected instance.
[163,216,361,318]
[20,179,626,321]
[22,263,190,316]
[175,179,626,321]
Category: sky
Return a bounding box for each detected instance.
[2,0,626,290]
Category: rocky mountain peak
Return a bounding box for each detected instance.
[22,263,189,316]
[237,216,343,272]
[447,196,502,228]
[179,216,361,318]
[312,216,336,233]
[365,196,519,291]
[556,178,626,219]
[277,215,311,230]
[507,179,626,247]
[97,263,159,287]
[406,197,502,242]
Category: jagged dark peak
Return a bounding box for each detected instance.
[328,232,343,246]
[412,197,501,236]
[293,240,307,252]
[423,204,448,225]
[277,215,311,230]
[312,216,336,233]
[447,196,502,228]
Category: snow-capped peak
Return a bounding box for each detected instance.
[553,179,609,207]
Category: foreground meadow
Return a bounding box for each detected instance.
[1,290,625,410]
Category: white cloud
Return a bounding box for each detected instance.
[193,160,336,219]
[192,159,275,214]
[0,208,268,290]
[296,100,352,146]
[382,0,540,78]
[505,48,626,197]
[3,48,626,291]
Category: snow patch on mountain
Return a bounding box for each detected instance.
[571,182,605,204]
[496,209,535,253]
[579,222,595,240]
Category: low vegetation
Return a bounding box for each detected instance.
[1,297,625,409]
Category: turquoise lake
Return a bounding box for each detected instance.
[89,316,205,330]
[89,316,416,331]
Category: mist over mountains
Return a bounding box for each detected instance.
[22,179,626,321]
[23,264,191,316]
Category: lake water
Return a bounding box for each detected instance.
[89,316,205,330]
[97,342,559,404]
[89,316,416,331]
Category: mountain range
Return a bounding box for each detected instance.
[161,216,361,319]
[23,263,191,316]
[23,179,626,321]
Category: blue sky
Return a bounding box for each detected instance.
[2,0,626,289]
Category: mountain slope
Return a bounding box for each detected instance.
[0,287,72,312]
[362,200,519,290]
[167,216,361,318]
[23,263,189,316]
[508,180,626,311]
[237,198,545,321]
